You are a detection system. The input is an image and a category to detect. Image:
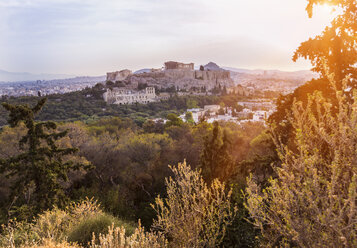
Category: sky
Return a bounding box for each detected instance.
[0,0,337,76]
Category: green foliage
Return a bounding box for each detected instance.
[152,161,237,248]
[272,0,357,146]
[294,0,357,89]
[246,76,357,247]
[68,213,135,247]
[90,222,167,248]
[184,111,194,124]
[186,99,198,109]
[0,198,102,247]
[0,101,267,247]
[0,219,38,247]
[165,113,183,127]
[0,99,90,219]
[222,185,260,248]
[200,122,235,183]
[142,119,164,133]
[0,90,220,127]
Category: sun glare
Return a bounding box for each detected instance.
[313,3,340,21]
[319,3,335,14]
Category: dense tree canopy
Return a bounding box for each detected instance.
[0,99,90,219]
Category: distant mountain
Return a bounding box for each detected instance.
[223,66,317,76]
[0,69,76,82]
[41,76,106,84]
[134,69,152,74]
[222,67,263,74]
[222,66,319,81]
[204,62,225,71]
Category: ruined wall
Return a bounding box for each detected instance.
[164,61,194,70]
[106,67,234,92]
[107,69,132,82]
[164,70,195,79]
[127,69,233,91]
[194,70,231,81]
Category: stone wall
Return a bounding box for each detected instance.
[194,70,230,81]
[107,69,132,82]
[106,66,234,92]
[127,69,233,91]
[164,61,194,70]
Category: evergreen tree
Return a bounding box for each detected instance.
[200,122,234,183]
[185,112,194,124]
[0,99,89,218]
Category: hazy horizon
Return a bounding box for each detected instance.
[0,0,338,76]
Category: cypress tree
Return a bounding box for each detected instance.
[200,122,234,183]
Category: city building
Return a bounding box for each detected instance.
[204,105,221,114]
[186,108,206,123]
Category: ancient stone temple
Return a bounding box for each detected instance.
[164,61,194,70]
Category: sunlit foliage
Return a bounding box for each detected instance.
[246,75,357,247]
[152,161,237,248]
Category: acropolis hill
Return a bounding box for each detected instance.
[106,61,234,91]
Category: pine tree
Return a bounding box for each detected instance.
[0,99,90,218]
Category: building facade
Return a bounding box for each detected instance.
[103,87,157,105]
[204,105,221,114]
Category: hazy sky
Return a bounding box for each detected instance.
[0,0,336,75]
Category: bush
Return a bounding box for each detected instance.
[67,213,135,247]
[90,222,167,248]
[246,76,357,247]
[152,161,237,248]
[20,239,80,248]
[0,198,104,247]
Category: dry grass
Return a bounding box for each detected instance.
[90,221,167,248]
[20,239,80,248]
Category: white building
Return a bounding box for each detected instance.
[181,108,206,123]
[204,105,220,114]
[252,111,267,122]
[103,87,157,105]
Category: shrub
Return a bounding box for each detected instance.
[67,213,135,247]
[90,222,167,248]
[0,198,103,247]
[32,207,70,242]
[0,220,38,247]
[245,76,357,247]
[20,238,80,248]
[151,161,237,248]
